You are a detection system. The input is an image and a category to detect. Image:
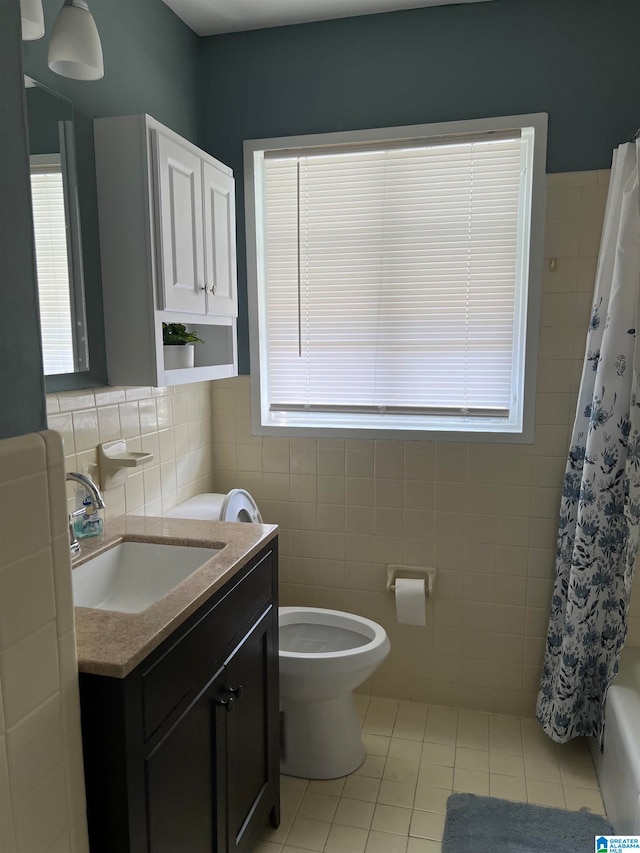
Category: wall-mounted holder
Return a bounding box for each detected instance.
[98,439,153,490]
[386,565,437,598]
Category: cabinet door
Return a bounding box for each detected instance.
[203,161,238,317]
[154,130,206,314]
[145,665,226,853]
[224,608,276,852]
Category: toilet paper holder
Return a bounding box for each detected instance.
[386,565,437,598]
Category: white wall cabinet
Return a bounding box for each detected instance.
[95,114,238,387]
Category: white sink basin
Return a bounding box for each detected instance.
[72,541,220,613]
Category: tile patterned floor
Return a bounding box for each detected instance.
[253,695,606,853]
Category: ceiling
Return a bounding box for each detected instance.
[161,0,494,37]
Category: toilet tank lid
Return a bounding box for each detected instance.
[162,490,263,523]
[162,493,227,520]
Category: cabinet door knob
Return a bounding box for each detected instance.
[215,692,236,711]
[200,284,213,294]
[228,684,244,700]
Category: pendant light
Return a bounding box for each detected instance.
[20,0,45,40]
[48,0,104,81]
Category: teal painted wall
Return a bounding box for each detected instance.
[26,86,72,154]
[23,0,200,139]
[21,0,200,392]
[0,0,47,438]
[198,0,640,372]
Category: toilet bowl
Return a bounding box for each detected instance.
[279,606,391,779]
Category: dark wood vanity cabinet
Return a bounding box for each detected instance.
[79,542,280,853]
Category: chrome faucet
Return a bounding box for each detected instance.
[66,472,106,556]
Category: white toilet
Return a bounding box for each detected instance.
[160,492,391,779]
[279,606,390,779]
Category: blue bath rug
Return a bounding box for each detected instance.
[442,793,613,853]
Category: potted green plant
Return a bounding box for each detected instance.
[162,323,204,370]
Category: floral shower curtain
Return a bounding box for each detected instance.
[537,141,640,744]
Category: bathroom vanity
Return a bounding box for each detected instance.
[73,517,280,853]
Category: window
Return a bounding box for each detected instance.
[245,114,546,440]
[30,154,75,375]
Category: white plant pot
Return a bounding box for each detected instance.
[163,344,195,370]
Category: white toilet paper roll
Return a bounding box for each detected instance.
[394,578,426,626]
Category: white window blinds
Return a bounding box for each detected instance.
[30,157,75,375]
[244,114,547,441]
[258,128,534,432]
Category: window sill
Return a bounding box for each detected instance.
[253,411,534,443]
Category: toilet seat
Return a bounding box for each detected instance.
[220,489,263,523]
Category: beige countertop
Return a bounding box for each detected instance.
[72,515,278,679]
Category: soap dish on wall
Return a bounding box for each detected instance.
[98,439,153,489]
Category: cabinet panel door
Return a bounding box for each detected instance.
[145,666,225,853]
[203,161,237,317]
[154,130,205,314]
[224,608,273,851]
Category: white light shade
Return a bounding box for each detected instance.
[20,0,45,40]
[48,0,104,81]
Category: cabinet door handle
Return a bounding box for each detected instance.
[200,284,212,294]
[215,685,243,711]
[215,692,236,711]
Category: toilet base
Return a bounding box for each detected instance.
[280,692,366,779]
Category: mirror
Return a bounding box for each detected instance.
[25,77,89,376]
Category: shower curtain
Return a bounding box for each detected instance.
[537,140,640,744]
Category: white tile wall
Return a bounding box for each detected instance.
[0,430,89,853]
[46,382,214,519]
[209,169,625,715]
